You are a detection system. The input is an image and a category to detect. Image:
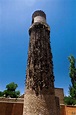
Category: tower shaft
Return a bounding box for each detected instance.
[23,10,60,115]
[27,23,54,96]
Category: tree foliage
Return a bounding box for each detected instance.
[68,55,76,86]
[64,55,76,105]
[6,82,18,91]
[0,91,4,97]
[0,82,20,98]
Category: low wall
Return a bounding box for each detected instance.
[60,105,76,115]
[65,105,76,115]
[0,102,23,115]
[60,105,66,115]
[0,98,76,115]
[0,98,23,115]
[0,97,24,103]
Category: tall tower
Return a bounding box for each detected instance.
[23,10,60,115]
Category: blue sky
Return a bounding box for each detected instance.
[0,0,76,95]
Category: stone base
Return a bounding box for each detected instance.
[23,89,60,115]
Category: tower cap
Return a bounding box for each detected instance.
[32,10,46,23]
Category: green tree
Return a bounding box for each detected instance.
[68,55,76,86]
[64,55,76,105]
[3,82,20,98]
[0,91,4,97]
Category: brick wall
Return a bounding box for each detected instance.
[0,102,23,115]
[60,105,66,115]
[0,98,23,115]
[60,105,76,115]
[65,105,76,115]
[20,88,64,104]
[55,88,64,104]
[0,98,76,115]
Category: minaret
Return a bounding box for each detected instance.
[23,10,60,115]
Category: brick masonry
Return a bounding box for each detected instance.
[0,98,23,115]
[23,10,60,115]
[60,105,76,115]
[55,88,64,104]
[23,89,60,115]
[0,99,76,115]
[20,87,64,105]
